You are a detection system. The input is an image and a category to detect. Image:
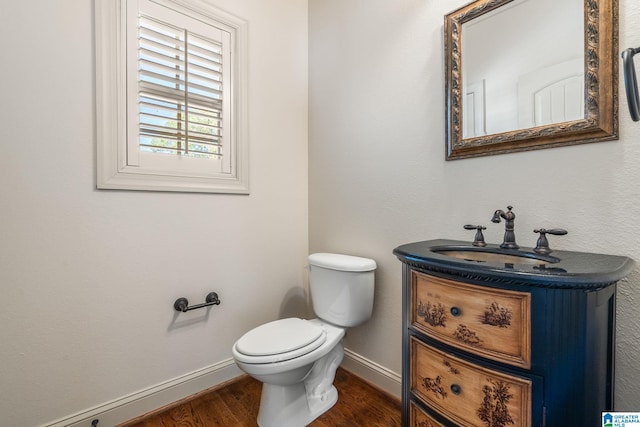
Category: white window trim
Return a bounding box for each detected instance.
[95,0,249,194]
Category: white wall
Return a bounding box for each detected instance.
[309,0,640,411]
[0,1,308,426]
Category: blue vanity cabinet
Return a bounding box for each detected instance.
[394,239,635,427]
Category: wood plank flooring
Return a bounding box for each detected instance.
[118,368,401,427]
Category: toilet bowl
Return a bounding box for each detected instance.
[231,253,376,427]
[233,318,345,427]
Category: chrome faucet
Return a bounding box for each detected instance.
[491,205,519,249]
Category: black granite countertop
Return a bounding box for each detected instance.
[393,239,636,289]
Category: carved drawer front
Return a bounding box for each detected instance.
[411,337,532,427]
[411,271,531,368]
[410,401,445,427]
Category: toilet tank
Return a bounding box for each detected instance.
[308,253,376,327]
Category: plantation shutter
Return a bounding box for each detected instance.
[126,0,232,175]
[98,0,247,193]
[138,16,224,159]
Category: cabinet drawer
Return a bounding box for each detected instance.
[410,401,444,427]
[411,337,532,427]
[411,271,531,368]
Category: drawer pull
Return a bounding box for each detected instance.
[450,306,462,316]
[450,384,462,395]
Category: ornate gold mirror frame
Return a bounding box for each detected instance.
[445,0,618,160]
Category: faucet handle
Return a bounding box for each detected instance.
[533,228,568,255]
[464,224,487,247]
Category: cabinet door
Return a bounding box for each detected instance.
[411,271,531,368]
[411,338,532,427]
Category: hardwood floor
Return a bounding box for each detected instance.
[118,368,401,427]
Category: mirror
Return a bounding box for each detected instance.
[445,0,618,160]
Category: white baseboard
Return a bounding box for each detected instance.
[341,347,401,399]
[43,359,243,427]
[43,349,400,427]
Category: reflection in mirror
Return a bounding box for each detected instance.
[445,0,618,160]
[462,0,583,137]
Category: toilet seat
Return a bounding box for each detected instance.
[234,318,327,364]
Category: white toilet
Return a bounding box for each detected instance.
[232,253,377,427]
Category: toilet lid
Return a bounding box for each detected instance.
[235,318,325,357]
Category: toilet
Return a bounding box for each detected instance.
[232,253,376,427]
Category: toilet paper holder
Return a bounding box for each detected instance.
[174,292,221,312]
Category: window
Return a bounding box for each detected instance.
[96,0,248,193]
